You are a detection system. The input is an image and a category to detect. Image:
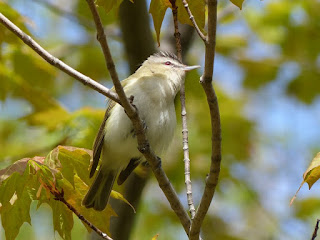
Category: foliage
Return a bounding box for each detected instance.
[1,0,320,239]
[0,146,131,240]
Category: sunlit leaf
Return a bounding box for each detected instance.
[111,190,136,212]
[149,0,171,45]
[303,152,320,189]
[230,0,245,10]
[291,153,320,205]
[44,146,92,187]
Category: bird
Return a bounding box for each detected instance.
[83,51,200,211]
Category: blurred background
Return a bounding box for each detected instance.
[1,0,320,239]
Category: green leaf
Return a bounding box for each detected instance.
[230,0,245,10]
[287,69,320,104]
[149,0,171,45]
[22,107,70,131]
[216,35,248,55]
[1,187,32,240]
[96,0,125,13]
[240,58,280,89]
[66,108,104,149]
[11,48,57,91]
[176,0,205,31]
[59,176,117,235]
[0,160,41,240]
[0,2,31,44]
[45,146,92,187]
[51,200,74,240]
[0,58,60,112]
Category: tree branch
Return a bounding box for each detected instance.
[85,0,192,235]
[311,219,320,240]
[43,183,113,240]
[0,13,120,104]
[181,0,206,42]
[169,0,196,220]
[110,0,156,238]
[189,0,221,239]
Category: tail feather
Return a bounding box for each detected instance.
[83,169,116,211]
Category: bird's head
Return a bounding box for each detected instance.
[141,51,200,78]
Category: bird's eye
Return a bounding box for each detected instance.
[165,61,172,65]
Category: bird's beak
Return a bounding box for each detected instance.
[182,65,201,71]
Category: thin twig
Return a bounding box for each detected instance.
[0,13,120,104]
[189,0,221,239]
[85,0,192,235]
[181,0,206,42]
[169,0,196,220]
[50,187,113,240]
[312,219,320,240]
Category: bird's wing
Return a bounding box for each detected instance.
[89,100,116,178]
[89,78,133,178]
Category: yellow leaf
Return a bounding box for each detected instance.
[291,153,320,205]
[149,0,171,46]
[303,152,320,189]
[111,190,136,213]
[230,0,245,10]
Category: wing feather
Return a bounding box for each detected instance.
[90,100,116,178]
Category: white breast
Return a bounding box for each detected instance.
[102,75,178,171]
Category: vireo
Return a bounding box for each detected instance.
[83,52,200,211]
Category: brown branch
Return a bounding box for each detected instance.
[189,0,220,239]
[312,219,320,240]
[109,0,156,239]
[85,0,192,235]
[169,0,196,220]
[181,0,206,42]
[50,188,113,240]
[0,13,120,104]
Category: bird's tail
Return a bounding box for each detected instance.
[82,168,117,211]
